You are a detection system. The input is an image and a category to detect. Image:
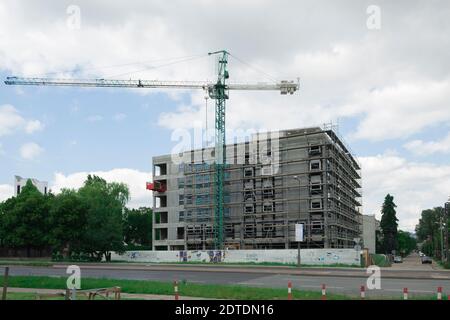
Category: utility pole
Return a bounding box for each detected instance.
[445,198,450,264]
[440,211,444,263]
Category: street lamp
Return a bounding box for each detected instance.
[293,175,302,267]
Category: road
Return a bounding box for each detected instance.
[3,255,450,299]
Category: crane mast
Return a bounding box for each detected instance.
[4,51,299,250]
[209,50,228,249]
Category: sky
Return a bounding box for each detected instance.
[1,0,450,231]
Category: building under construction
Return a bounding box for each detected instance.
[149,126,362,250]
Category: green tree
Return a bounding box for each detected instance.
[0,180,53,256]
[380,194,398,254]
[78,175,129,261]
[397,230,417,256]
[123,207,152,248]
[49,189,87,256]
[415,207,446,258]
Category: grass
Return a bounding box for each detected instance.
[0,275,350,300]
[1,276,446,300]
[0,259,53,267]
[371,254,391,267]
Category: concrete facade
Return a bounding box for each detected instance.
[151,127,362,251]
[359,214,380,254]
[14,175,48,196]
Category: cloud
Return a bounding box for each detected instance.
[404,132,450,156]
[25,119,44,134]
[20,142,44,160]
[113,113,126,121]
[86,115,103,122]
[359,154,450,231]
[0,184,14,202]
[347,80,450,141]
[0,104,44,136]
[51,168,152,208]
[1,1,450,142]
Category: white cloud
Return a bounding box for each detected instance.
[86,115,103,122]
[51,168,152,208]
[113,113,126,121]
[360,154,450,231]
[1,2,449,142]
[25,119,44,134]
[347,80,450,141]
[404,132,450,156]
[0,104,26,136]
[20,142,44,160]
[0,184,14,202]
[0,104,44,136]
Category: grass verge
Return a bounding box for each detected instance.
[0,275,349,300]
[0,259,53,267]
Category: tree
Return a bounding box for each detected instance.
[0,180,53,256]
[49,189,87,256]
[78,175,129,261]
[397,230,417,256]
[415,207,446,259]
[123,207,152,248]
[380,194,398,254]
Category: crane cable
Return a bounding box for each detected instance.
[25,54,208,78]
[104,54,209,79]
[228,53,279,83]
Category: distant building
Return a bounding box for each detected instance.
[359,214,380,254]
[14,175,48,196]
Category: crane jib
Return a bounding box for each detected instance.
[4,60,299,251]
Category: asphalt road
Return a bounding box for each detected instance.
[5,257,450,299]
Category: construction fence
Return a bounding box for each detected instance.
[111,248,361,266]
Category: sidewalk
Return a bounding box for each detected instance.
[6,287,210,300]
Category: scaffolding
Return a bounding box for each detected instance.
[151,127,362,250]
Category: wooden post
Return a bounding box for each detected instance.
[360,285,365,300]
[321,284,326,301]
[174,280,179,300]
[403,288,408,300]
[2,267,9,300]
[287,281,292,300]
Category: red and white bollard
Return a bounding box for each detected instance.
[321,284,326,300]
[437,287,442,300]
[174,280,179,300]
[403,288,408,300]
[360,285,365,300]
[288,281,292,300]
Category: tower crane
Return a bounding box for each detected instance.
[4,50,299,249]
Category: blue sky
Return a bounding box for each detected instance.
[1,1,450,231]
